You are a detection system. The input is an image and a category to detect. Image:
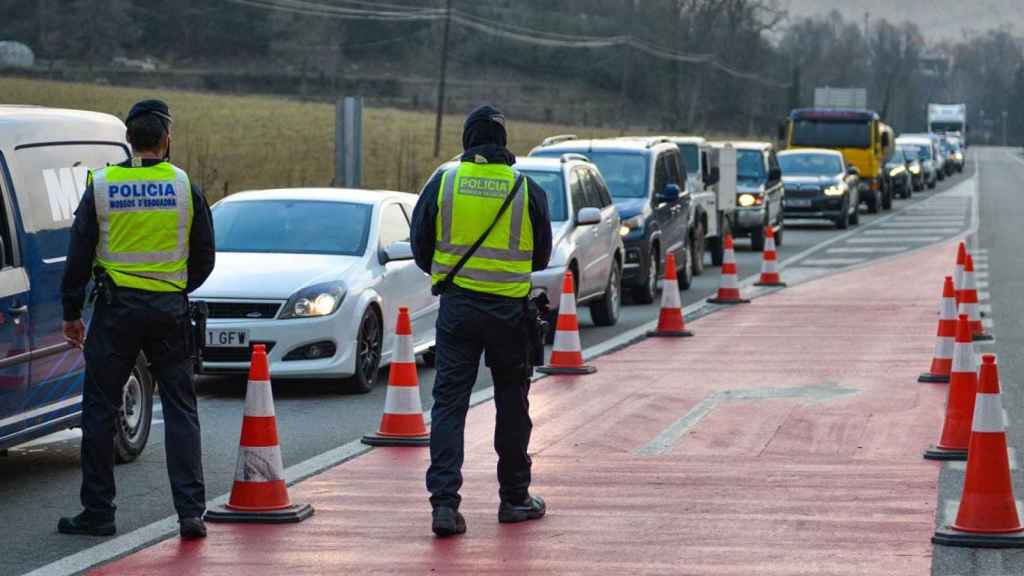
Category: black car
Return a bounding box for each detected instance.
[531,137,693,303]
[779,148,860,230]
[884,147,914,199]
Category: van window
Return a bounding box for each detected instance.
[13,142,129,234]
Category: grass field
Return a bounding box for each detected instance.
[0,76,656,201]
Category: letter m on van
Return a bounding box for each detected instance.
[43,166,89,222]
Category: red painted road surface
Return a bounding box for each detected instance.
[94,242,955,575]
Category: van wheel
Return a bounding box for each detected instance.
[690,221,705,276]
[678,247,693,290]
[590,261,621,327]
[115,356,155,464]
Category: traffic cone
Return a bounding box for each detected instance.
[933,354,1024,548]
[538,271,596,375]
[362,308,430,446]
[707,234,750,304]
[919,276,957,383]
[754,226,786,287]
[924,314,977,461]
[647,253,693,338]
[961,254,992,341]
[953,241,967,308]
[206,344,314,523]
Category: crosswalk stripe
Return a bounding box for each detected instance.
[863,229,958,235]
[801,257,868,266]
[846,236,943,243]
[826,246,908,254]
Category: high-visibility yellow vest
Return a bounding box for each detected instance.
[91,162,193,292]
[431,161,533,298]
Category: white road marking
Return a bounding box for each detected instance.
[846,236,944,243]
[826,247,908,254]
[801,257,869,266]
[863,228,958,235]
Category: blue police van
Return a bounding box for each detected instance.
[0,106,155,461]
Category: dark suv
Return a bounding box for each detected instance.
[530,136,693,303]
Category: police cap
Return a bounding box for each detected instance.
[126,99,173,127]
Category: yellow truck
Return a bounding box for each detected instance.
[782,109,894,213]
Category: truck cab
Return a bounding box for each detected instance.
[0,106,155,462]
[783,108,893,214]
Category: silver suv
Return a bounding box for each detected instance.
[433,155,624,326]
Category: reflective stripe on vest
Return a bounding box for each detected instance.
[93,162,193,292]
[431,162,533,298]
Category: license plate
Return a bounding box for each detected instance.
[787,198,812,207]
[206,329,250,348]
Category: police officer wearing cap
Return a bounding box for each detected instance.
[411,105,552,537]
[57,100,215,539]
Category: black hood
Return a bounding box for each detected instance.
[462,105,508,150]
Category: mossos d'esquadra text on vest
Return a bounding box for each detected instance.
[458,176,511,199]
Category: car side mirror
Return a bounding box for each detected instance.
[704,165,720,186]
[846,166,860,177]
[658,183,682,203]
[380,240,413,264]
[575,207,602,226]
[768,167,782,181]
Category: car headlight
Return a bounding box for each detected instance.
[619,215,644,237]
[823,185,845,197]
[910,165,921,175]
[738,193,757,207]
[889,165,905,177]
[279,282,346,319]
[955,152,963,161]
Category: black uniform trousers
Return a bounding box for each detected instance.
[79,287,205,521]
[426,287,533,510]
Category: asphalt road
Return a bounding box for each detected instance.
[932,147,1024,576]
[0,161,981,576]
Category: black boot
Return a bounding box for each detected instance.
[432,506,467,537]
[179,517,207,539]
[498,495,546,524]
[57,512,116,536]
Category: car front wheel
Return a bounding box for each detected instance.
[114,356,155,464]
[590,261,621,326]
[631,246,659,304]
[691,220,705,276]
[835,197,850,230]
[344,307,382,394]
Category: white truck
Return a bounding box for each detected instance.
[928,103,968,144]
[814,87,868,109]
[668,137,736,269]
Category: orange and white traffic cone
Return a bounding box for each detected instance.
[754,226,786,287]
[953,241,967,309]
[538,271,596,375]
[362,307,430,446]
[924,314,977,461]
[961,254,992,341]
[919,276,957,383]
[707,234,750,304]
[206,344,314,523]
[647,253,693,338]
[933,354,1024,548]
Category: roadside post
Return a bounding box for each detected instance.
[335,96,363,188]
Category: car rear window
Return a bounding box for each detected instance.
[518,170,567,221]
[213,199,372,255]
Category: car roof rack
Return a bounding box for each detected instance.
[560,153,591,163]
[540,134,578,147]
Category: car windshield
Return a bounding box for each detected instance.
[778,153,842,176]
[737,150,767,181]
[792,119,871,148]
[214,199,372,255]
[518,169,567,221]
[676,144,699,177]
[888,148,906,163]
[552,151,648,199]
[900,143,932,160]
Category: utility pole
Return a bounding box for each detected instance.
[1002,110,1008,147]
[432,0,453,158]
[618,0,637,134]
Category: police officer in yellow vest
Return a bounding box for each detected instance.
[411,105,552,537]
[58,100,215,539]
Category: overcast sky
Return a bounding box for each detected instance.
[782,0,1018,43]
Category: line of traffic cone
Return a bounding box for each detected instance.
[960,254,992,341]
[707,234,750,304]
[933,354,1024,548]
[363,307,430,446]
[538,271,596,375]
[924,314,977,461]
[754,226,786,287]
[953,241,967,309]
[647,253,693,338]
[919,276,957,383]
[206,344,314,523]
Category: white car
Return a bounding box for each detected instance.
[192,188,438,392]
